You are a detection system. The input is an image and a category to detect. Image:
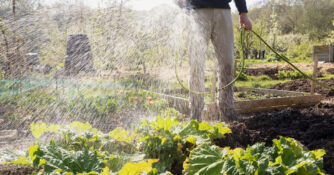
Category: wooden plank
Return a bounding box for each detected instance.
[150,88,323,116]
[161,87,304,97]
[0,130,18,142]
[233,95,322,108]
[233,95,323,114]
[159,88,188,95]
[314,45,330,62]
[204,95,322,115]
[235,87,304,97]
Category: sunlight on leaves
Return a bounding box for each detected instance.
[119,159,159,175]
[30,123,48,138]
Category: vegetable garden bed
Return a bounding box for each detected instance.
[151,87,323,120]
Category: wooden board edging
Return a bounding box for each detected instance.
[146,89,324,117]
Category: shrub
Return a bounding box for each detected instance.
[276,70,303,80]
[287,42,313,60]
[236,72,249,81]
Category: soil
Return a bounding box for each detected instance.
[0,164,36,175]
[214,102,334,174]
[271,78,334,97]
[251,62,334,75]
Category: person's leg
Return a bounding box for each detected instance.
[211,9,237,122]
[188,9,212,122]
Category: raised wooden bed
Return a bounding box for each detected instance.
[150,87,324,120]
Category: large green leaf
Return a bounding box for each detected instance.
[185,137,326,175]
[185,144,227,175]
[118,159,159,175]
[109,127,135,143]
[32,145,104,174]
[150,116,180,131]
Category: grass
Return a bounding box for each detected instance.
[165,70,334,92]
[320,74,334,80]
[235,79,291,89]
[241,56,313,67]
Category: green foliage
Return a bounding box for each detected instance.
[236,72,249,81]
[25,121,157,174]
[159,107,183,119]
[184,144,227,175]
[118,159,159,175]
[31,145,105,174]
[325,21,334,44]
[136,116,231,173]
[258,75,272,81]
[0,148,30,166]
[3,119,328,175]
[266,53,281,62]
[185,137,326,175]
[287,42,313,61]
[276,70,303,80]
[61,94,119,118]
[0,87,172,122]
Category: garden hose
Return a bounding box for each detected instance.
[175,28,334,95]
[250,30,334,91]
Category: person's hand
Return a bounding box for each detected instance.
[239,13,252,30]
[175,0,186,8]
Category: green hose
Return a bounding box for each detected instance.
[250,30,334,91]
[175,28,334,95]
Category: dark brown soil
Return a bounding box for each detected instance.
[0,164,36,175]
[271,78,334,97]
[214,102,334,174]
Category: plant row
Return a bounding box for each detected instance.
[0,117,326,175]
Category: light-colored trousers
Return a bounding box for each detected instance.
[188,9,235,121]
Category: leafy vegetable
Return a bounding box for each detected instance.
[31,145,105,174]
[136,116,231,173]
[185,137,326,175]
[3,118,326,175]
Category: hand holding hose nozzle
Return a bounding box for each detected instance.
[240,13,252,31]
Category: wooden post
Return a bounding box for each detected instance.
[311,46,319,94]
[211,60,218,102]
[330,44,334,62]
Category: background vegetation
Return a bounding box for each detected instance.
[0,0,333,78]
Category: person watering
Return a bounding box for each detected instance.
[176,0,252,122]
